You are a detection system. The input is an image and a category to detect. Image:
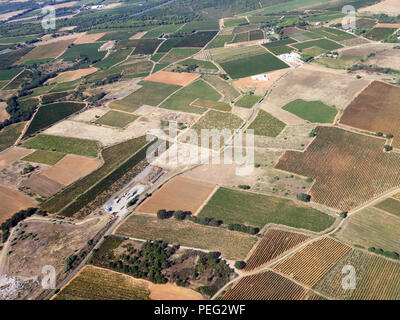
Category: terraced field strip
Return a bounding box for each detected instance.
[244,229,310,272]
[221,270,307,300]
[273,237,351,287]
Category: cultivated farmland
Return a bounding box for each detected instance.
[145,71,198,87]
[221,270,307,300]
[198,187,335,232]
[95,110,138,128]
[116,213,257,260]
[247,110,285,137]
[273,237,351,287]
[135,176,216,215]
[340,81,400,148]
[244,229,310,272]
[275,126,400,211]
[374,198,400,217]
[315,249,400,300]
[282,99,338,123]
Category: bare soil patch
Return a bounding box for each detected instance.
[135,176,217,215]
[149,283,204,300]
[359,0,400,16]
[233,69,289,94]
[73,33,105,45]
[42,154,101,186]
[145,71,199,87]
[0,102,9,122]
[48,67,98,84]
[20,174,64,198]
[0,185,37,223]
[0,147,33,170]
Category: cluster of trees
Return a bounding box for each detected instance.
[65,254,78,272]
[156,209,192,220]
[109,240,178,284]
[1,207,46,242]
[93,74,121,87]
[238,185,251,190]
[0,96,38,131]
[188,216,222,227]
[234,260,246,269]
[228,223,259,235]
[297,193,311,202]
[368,247,400,260]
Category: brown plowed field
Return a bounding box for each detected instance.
[0,185,37,223]
[244,229,309,272]
[135,176,216,215]
[275,126,400,211]
[20,174,64,197]
[42,154,101,186]
[221,270,307,300]
[340,81,400,148]
[273,237,351,287]
[73,33,105,44]
[144,71,199,87]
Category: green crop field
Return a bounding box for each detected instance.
[49,79,80,93]
[0,35,38,44]
[157,38,182,53]
[95,110,138,128]
[40,136,148,214]
[143,24,183,38]
[173,31,218,48]
[160,80,220,114]
[22,150,65,165]
[110,81,181,112]
[374,198,400,217]
[206,35,234,49]
[178,58,218,70]
[365,27,397,41]
[282,99,338,123]
[180,19,219,33]
[23,134,100,157]
[192,99,231,112]
[60,43,106,64]
[24,102,86,137]
[199,187,335,232]
[269,45,294,55]
[311,27,356,41]
[0,122,26,152]
[224,18,248,28]
[150,53,165,62]
[235,95,261,108]
[292,39,343,51]
[115,39,162,54]
[202,75,241,101]
[0,67,23,81]
[99,31,137,41]
[116,213,257,260]
[263,38,297,48]
[159,48,200,64]
[190,109,243,136]
[220,52,289,79]
[247,0,334,15]
[94,49,131,70]
[247,109,285,137]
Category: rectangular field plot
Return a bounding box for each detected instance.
[22,150,65,165]
[365,27,397,41]
[110,80,181,112]
[202,75,240,101]
[115,39,162,54]
[23,134,100,157]
[135,176,216,215]
[54,265,150,300]
[191,99,231,112]
[275,126,400,211]
[340,81,400,148]
[116,213,257,260]
[336,207,400,253]
[314,249,400,300]
[24,102,85,137]
[273,237,351,287]
[244,229,310,272]
[206,35,234,49]
[95,110,138,128]
[159,48,200,64]
[374,198,400,217]
[220,52,289,79]
[292,39,343,51]
[221,270,307,300]
[60,43,106,64]
[160,80,220,114]
[282,99,338,123]
[190,109,243,136]
[172,31,218,48]
[0,185,37,224]
[198,187,335,232]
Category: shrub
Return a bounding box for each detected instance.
[384,145,393,152]
[376,132,383,136]
[228,223,259,235]
[238,185,251,190]
[296,193,311,202]
[157,209,172,219]
[173,210,187,220]
[339,211,347,218]
[386,133,394,139]
[235,261,246,269]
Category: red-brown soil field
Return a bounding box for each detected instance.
[144,71,199,87]
[244,229,310,272]
[135,176,217,215]
[340,81,400,148]
[275,126,400,211]
[221,270,307,300]
[0,185,37,223]
[273,237,351,287]
[42,154,101,186]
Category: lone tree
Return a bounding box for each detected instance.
[376,132,383,137]
[386,133,394,139]
[297,193,311,202]
[235,261,246,269]
[339,211,348,218]
[384,145,393,152]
